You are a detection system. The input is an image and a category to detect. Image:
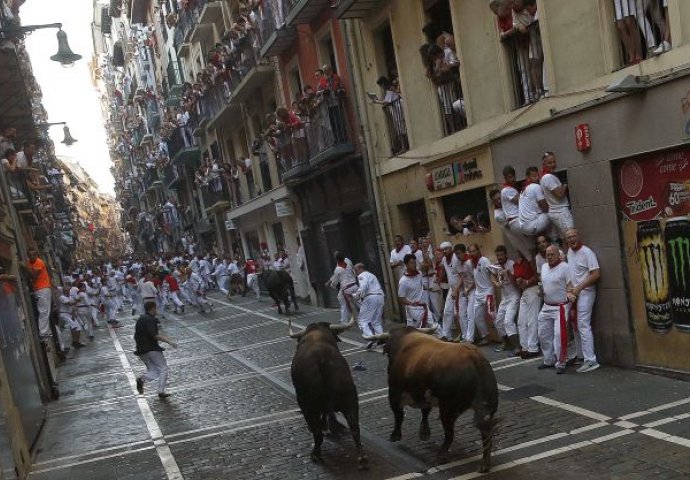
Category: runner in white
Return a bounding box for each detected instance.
[519,166,551,237]
[489,245,519,353]
[326,252,359,325]
[352,263,385,348]
[467,243,492,345]
[540,152,574,238]
[398,254,432,329]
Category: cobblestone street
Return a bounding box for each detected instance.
[28,296,690,480]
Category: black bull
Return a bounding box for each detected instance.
[262,270,298,314]
[289,319,368,469]
[381,327,498,473]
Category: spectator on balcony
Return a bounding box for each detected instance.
[489,0,514,37]
[614,0,643,65]
[0,127,17,157]
[25,248,53,338]
[276,106,307,166]
[371,75,408,155]
[175,107,193,147]
[1,148,18,173]
[316,65,347,144]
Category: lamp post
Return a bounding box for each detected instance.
[37,122,78,146]
[0,23,82,66]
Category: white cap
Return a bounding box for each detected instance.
[440,241,453,249]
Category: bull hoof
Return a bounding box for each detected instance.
[389,431,401,442]
[477,463,490,473]
[310,453,323,464]
[419,426,431,441]
[357,455,369,470]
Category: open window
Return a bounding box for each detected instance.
[611,0,672,68]
[441,186,492,235]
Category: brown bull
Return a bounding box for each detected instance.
[370,326,498,473]
[288,316,368,469]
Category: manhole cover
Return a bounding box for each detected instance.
[500,384,552,401]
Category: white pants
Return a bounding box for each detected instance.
[548,209,575,239]
[107,298,118,321]
[538,303,572,367]
[131,291,143,315]
[59,312,81,331]
[138,350,169,394]
[338,284,359,324]
[76,309,93,337]
[218,276,230,295]
[505,218,535,261]
[468,292,492,342]
[517,286,541,352]
[247,273,260,299]
[573,289,597,363]
[458,290,475,342]
[358,295,384,337]
[441,291,459,339]
[91,304,101,326]
[405,305,429,328]
[519,214,550,237]
[495,293,519,338]
[35,288,53,337]
[427,288,443,324]
[169,291,184,309]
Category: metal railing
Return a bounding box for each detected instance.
[305,94,349,155]
[201,174,231,208]
[145,97,161,133]
[436,72,466,136]
[501,20,545,109]
[174,5,199,50]
[164,163,182,187]
[258,0,292,42]
[382,96,409,156]
[166,126,195,160]
[611,0,671,68]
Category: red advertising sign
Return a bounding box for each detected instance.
[616,146,690,221]
[575,123,591,152]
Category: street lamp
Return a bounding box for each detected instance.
[0,23,82,67]
[38,122,78,146]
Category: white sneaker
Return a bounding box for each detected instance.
[576,361,600,373]
[652,41,671,55]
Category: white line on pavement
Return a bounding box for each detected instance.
[639,428,690,449]
[530,395,612,422]
[642,412,690,428]
[108,327,184,480]
[32,439,154,468]
[29,446,156,474]
[619,397,690,420]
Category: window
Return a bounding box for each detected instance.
[272,222,285,251]
[317,32,338,72]
[288,66,303,102]
[441,186,491,235]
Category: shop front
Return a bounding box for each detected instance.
[614,146,690,372]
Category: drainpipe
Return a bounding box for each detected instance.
[342,19,400,319]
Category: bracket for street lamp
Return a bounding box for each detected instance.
[0,23,82,66]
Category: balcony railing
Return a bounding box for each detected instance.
[382,97,409,156]
[501,20,545,109]
[257,0,297,56]
[145,97,161,133]
[166,126,198,164]
[201,175,232,211]
[164,163,184,189]
[436,73,466,137]
[279,95,353,181]
[173,5,199,51]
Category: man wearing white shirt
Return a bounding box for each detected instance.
[326,252,359,325]
[467,244,492,345]
[499,167,535,260]
[537,245,576,374]
[398,254,432,329]
[212,259,230,297]
[565,229,601,373]
[519,167,551,237]
[540,152,574,238]
[15,142,34,168]
[352,263,385,348]
[489,245,520,353]
[439,242,462,341]
[389,235,412,283]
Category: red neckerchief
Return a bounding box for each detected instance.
[523,176,535,186]
[337,261,346,268]
[571,242,583,252]
[540,166,553,179]
[403,270,419,277]
[395,245,404,253]
[501,182,515,189]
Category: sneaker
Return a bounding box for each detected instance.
[136,377,144,394]
[475,336,489,346]
[521,351,541,359]
[576,361,600,374]
[158,392,171,399]
[537,363,555,370]
[566,357,584,366]
[494,344,507,352]
[365,341,376,350]
[556,366,566,375]
[652,40,671,55]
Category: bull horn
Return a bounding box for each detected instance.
[330,313,356,332]
[416,325,438,335]
[361,332,390,342]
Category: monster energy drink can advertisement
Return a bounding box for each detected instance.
[637,220,672,333]
[664,217,690,333]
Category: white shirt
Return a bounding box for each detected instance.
[213,263,228,278]
[16,151,30,168]
[76,291,90,308]
[442,254,461,289]
[59,295,73,314]
[541,262,573,305]
[459,259,475,292]
[389,245,412,271]
[536,250,566,276]
[398,272,426,318]
[139,280,158,298]
[567,245,599,293]
[473,256,494,297]
[274,257,290,272]
[500,185,520,219]
[353,271,384,300]
[494,207,506,226]
[492,260,519,298]
[540,173,570,211]
[188,272,203,290]
[519,183,546,223]
[199,259,211,275]
[227,261,239,276]
[329,259,357,291]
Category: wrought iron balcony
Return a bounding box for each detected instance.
[201,175,232,213]
[258,0,297,57]
[382,97,409,156]
[164,163,184,190]
[166,127,201,167]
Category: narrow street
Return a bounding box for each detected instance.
[28,297,690,480]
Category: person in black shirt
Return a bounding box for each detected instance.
[134,301,177,399]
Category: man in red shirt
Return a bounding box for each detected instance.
[164,271,184,314]
[26,248,53,338]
